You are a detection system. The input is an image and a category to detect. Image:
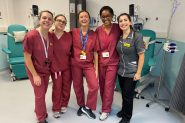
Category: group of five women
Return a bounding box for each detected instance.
[23,6,145,123]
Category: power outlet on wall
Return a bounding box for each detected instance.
[145,17,151,22]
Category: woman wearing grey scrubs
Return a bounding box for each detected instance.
[116,13,145,123]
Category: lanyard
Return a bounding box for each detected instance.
[38,31,49,58]
[80,29,89,51]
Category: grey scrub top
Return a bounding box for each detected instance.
[116,31,145,78]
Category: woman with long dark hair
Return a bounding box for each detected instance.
[116,13,145,123]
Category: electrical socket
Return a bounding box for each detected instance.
[145,17,151,22]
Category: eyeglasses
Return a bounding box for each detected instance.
[55,19,67,25]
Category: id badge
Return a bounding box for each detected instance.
[80,54,86,60]
[102,52,109,58]
[123,43,131,48]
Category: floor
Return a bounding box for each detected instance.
[0,70,185,123]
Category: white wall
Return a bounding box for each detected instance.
[0,0,14,32]
[87,0,172,37]
[0,0,182,40]
[12,0,70,30]
[169,0,185,42]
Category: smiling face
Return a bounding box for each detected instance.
[78,11,90,27]
[54,15,67,31]
[118,15,132,32]
[39,11,53,30]
[100,10,113,26]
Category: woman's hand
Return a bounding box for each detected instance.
[134,73,141,81]
[95,69,98,78]
[33,75,41,86]
[93,52,98,78]
[134,53,144,81]
[24,52,41,86]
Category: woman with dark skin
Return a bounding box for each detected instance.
[96,6,120,121]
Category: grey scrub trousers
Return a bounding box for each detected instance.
[116,31,145,122]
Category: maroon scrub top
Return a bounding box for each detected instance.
[51,32,72,72]
[23,29,54,76]
[96,23,120,66]
[71,28,100,68]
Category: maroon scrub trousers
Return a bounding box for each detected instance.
[23,30,54,122]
